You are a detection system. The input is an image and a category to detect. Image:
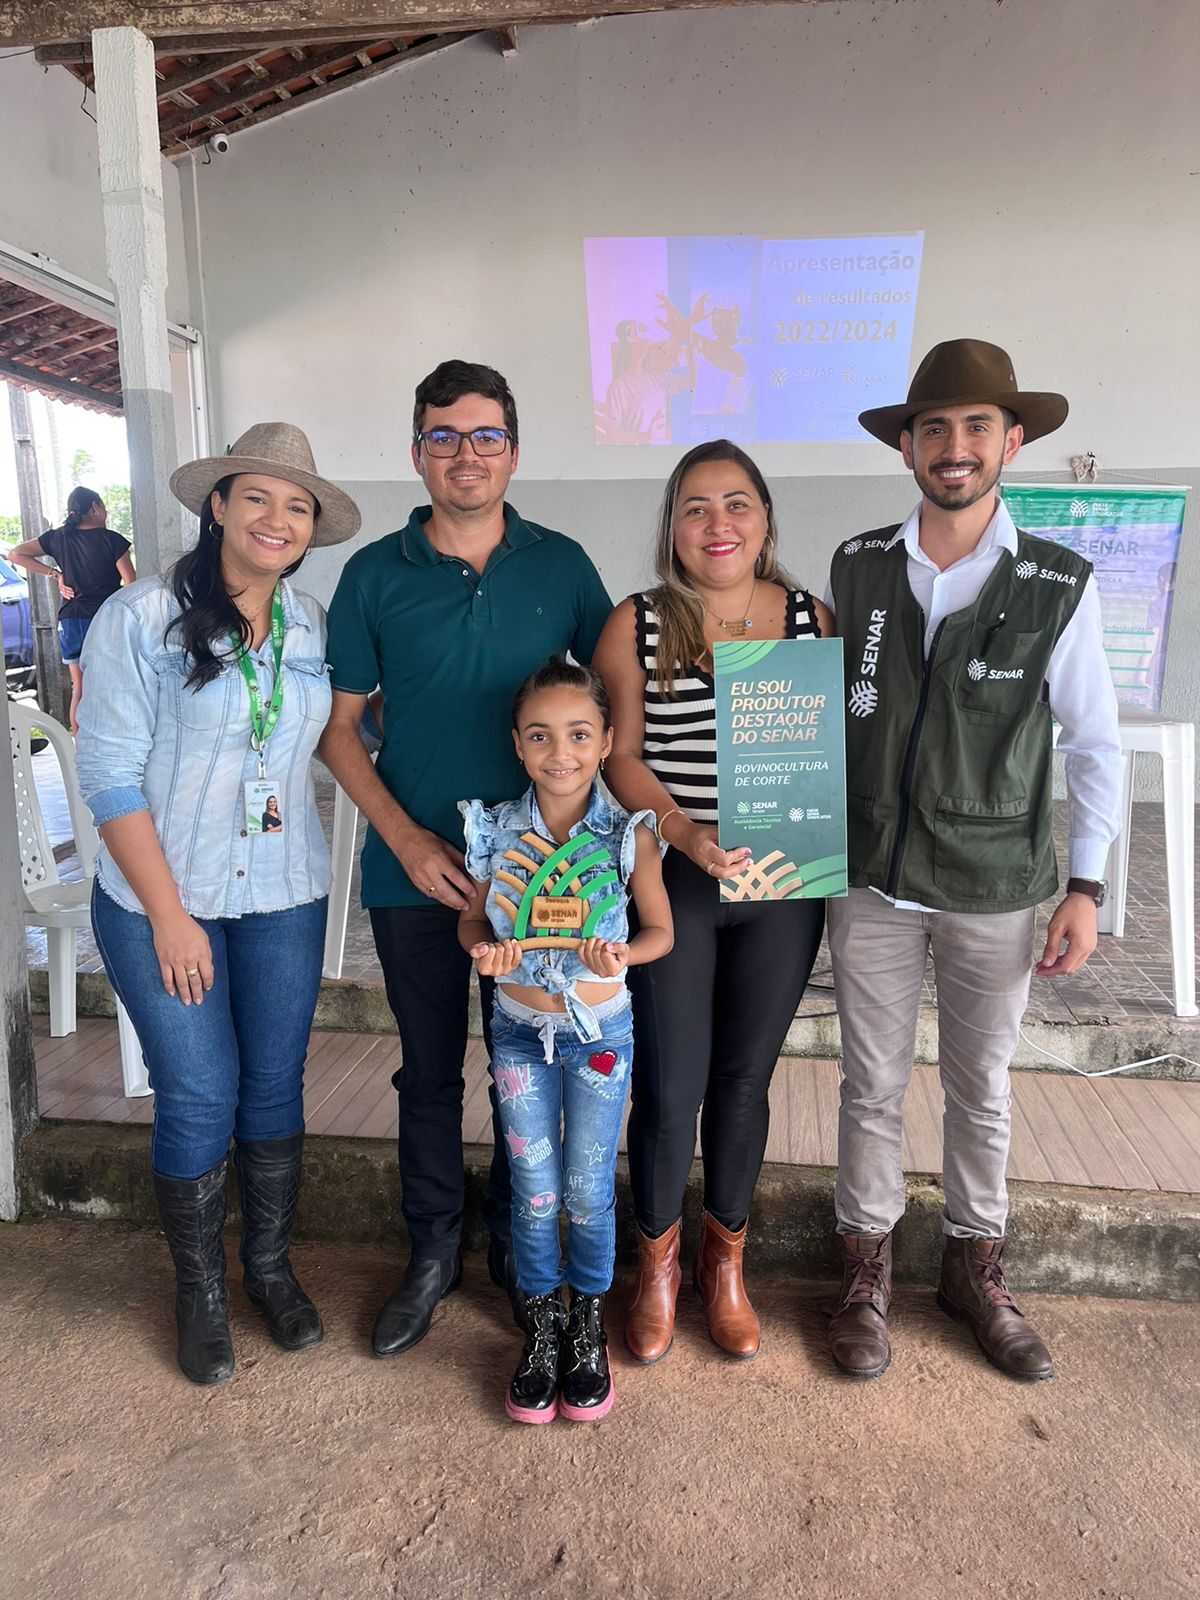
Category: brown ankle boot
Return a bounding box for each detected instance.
[828,1232,892,1379]
[694,1212,760,1359]
[937,1237,1053,1382]
[625,1220,682,1364]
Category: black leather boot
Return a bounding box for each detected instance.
[234,1133,323,1352]
[488,1237,527,1332]
[559,1288,614,1421]
[505,1292,564,1424]
[372,1255,462,1357]
[152,1161,235,1387]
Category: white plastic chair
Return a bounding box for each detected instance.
[323,780,359,980]
[1054,708,1196,1018]
[8,699,152,1095]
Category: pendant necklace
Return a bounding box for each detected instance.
[708,585,758,639]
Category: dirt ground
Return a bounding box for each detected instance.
[1,1221,1197,1600]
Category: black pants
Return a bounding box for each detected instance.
[370,905,511,1260]
[627,850,825,1235]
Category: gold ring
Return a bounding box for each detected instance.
[706,863,719,877]
[185,967,200,976]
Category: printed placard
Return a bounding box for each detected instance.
[714,637,847,902]
[528,896,585,931]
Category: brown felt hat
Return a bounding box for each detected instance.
[858,338,1069,449]
[170,422,361,546]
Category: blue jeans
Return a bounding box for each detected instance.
[92,884,327,1179]
[490,991,633,1297]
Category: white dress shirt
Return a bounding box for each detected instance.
[826,497,1123,911]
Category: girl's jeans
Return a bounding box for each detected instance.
[490,990,633,1297]
[92,883,327,1180]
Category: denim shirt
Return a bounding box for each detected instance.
[76,575,332,919]
[459,782,660,1042]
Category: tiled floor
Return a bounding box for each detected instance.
[24,747,1198,1025]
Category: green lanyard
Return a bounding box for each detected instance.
[231,588,285,776]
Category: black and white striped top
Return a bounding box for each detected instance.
[633,589,822,825]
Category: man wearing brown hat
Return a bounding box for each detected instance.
[823,339,1121,1382]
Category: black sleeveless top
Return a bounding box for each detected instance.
[632,588,821,825]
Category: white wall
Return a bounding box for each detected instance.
[184,0,1200,791]
[191,0,1198,482]
[0,52,193,326]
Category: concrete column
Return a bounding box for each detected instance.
[0,715,38,1222]
[92,26,183,577]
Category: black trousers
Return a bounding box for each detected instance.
[369,905,511,1260]
[627,850,825,1235]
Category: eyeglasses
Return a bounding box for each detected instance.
[416,427,512,458]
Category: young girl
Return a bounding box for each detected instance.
[459,658,672,1424]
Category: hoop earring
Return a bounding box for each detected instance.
[210,522,224,540]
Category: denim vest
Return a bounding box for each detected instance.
[459,782,658,1042]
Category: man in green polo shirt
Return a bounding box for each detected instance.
[322,360,612,1357]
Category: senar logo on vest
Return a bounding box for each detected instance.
[967,657,1025,683]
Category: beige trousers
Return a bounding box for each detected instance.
[827,888,1036,1239]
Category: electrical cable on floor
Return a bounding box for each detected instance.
[1017,1029,1200,1080]
[804,971,1200,1080]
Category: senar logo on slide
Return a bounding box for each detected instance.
[848,680,878,717]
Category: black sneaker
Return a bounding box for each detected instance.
[505,1292,564,1425]
[559,1289,614,1421]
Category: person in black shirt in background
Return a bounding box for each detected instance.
[8,486,135,733]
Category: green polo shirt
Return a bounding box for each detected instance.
[326,503,613,908]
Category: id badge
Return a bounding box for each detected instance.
[245,779,285,835]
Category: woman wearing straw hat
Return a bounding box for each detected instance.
[76,424,360,1386]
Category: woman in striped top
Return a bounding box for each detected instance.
[594,439,832,1363]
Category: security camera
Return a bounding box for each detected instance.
[206,133,231,155]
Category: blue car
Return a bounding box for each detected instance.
[1,555,36,687]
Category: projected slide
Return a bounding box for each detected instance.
[585,234,923,447]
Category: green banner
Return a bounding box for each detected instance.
[1001,482,1187,711]
[713,636,848,902]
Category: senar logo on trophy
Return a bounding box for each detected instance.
[492,829,621,949]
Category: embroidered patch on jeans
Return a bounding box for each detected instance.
[588,1050,617,1076]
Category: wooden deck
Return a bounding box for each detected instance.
[33,1015,1200,1194]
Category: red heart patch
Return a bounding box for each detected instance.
[588,1050,617,1076]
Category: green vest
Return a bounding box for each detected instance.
[830,524,1092,913]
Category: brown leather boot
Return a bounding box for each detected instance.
[625,1219,682,1364]
[694,1212,760,1359]
[828,1232,892,1379]
[937,1237,1053,1382]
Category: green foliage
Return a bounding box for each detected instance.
[0,513,23,547]
[102,483,132,541]
[71,448,96,486]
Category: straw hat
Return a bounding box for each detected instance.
[858,339,1069,449]
[169,422,361,546]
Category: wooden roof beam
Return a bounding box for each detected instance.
[6,2,837,52]
[162,31,478,156]
[0,357,123,413]
[157,38,378,134]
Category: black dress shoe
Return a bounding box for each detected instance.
[487,1238,527,1332]
[372,1255,462,1357]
